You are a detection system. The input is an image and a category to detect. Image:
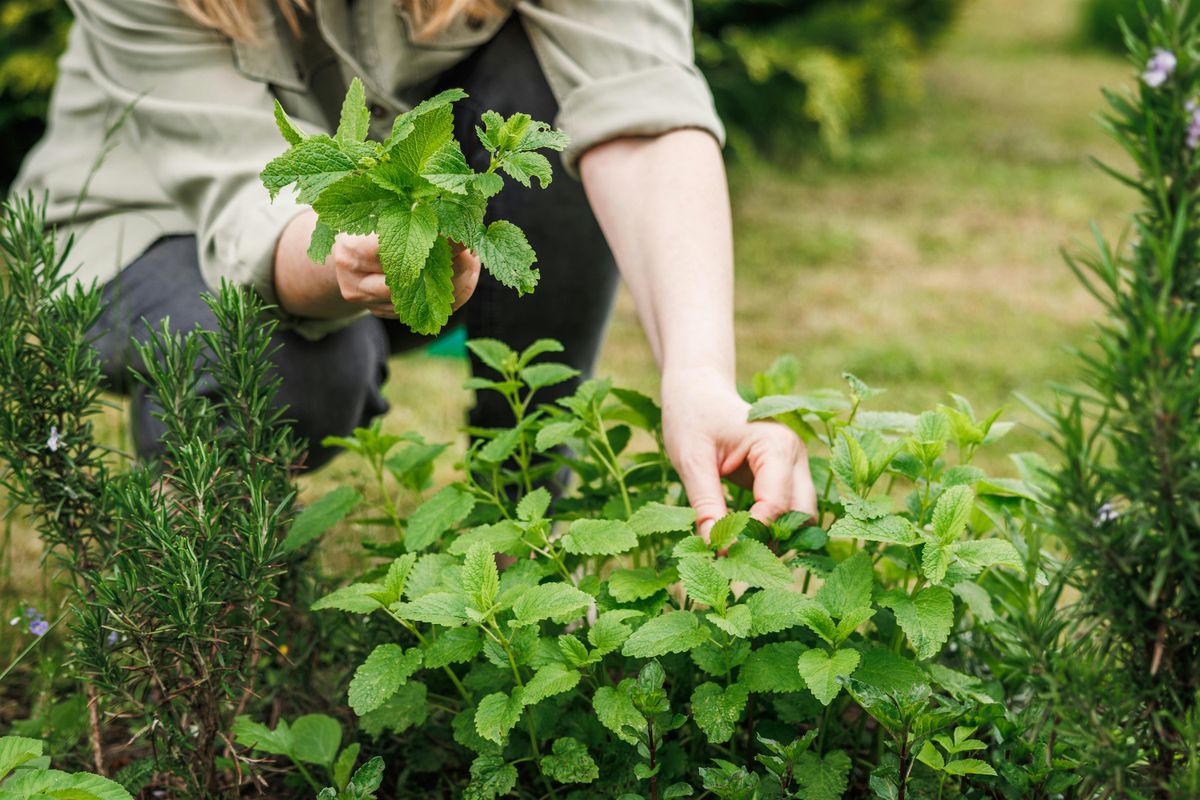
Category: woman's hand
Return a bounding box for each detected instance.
[661,366,817,541]
[331,233,480,319]
[274,209,480,319]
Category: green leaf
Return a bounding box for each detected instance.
[406,485,476,552]
[515,488,551,523]
[0,736,43,781]
[791,600,838,646]
[816,552,874,619]
[499,150,553,188]
[678,556,730,611]
[953,539,1023,572]
[535,419,583,451]
[593,681,642,744]
[878,587,954,660]
[0,768,135,800]
[627,503,695,538]
[377,194,438,284]
[922,542,953,584]
[797,648,860,706]
[932,485,974,542]
[475,690,525,744]
[745,588,813,635]
[852,648,926,693]
[708,604,753,638]
[691,682,749,743]
[290,714,342,767]
[422,140,473,194]
[260,135,354,201]
[521,362,579,391]
[433,189,487,248]
[709,511,751,551]
[794,750,851,800]
[464,754,518,800]
[336,77,370,147]
[462,542,500,615]
[942,758,998,777]
[392,591,468,626]
[424,627,483,668]
[273,100,307,146]
[562,519,638,556]
[622,611,708,658]
[478,425,523,464]
[283,486,362,553]
[312,582,387,613]
[232,716,294,757]
[358,682,429,737]
[827,515,918,545]
[715,538,793,589]
[916,740,945,771]
[477,220,538,295]
[390,103,454,175]
[312,174,396,234]
[588,610,643,654]
[332,742,359,790]
[448,521,526,557]
[540,737,598,784]
[512,583,592,626]
[389,222,455,335]
[739,641,808,693]
[522,663,581,705]
[307,219,336,264]
[348,644,422,716]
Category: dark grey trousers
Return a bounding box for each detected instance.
[94,19,618,470]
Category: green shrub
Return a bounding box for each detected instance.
[1079,0,1149,52]
[1049,0,1200,793]
[270,340,1075,798]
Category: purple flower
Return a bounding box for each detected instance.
[106,630,120,646]
[28,618,49,637]
[1143,48,1177,88]
[46,426,60,453]
[24,606,38,619]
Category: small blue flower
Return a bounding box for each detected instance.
[1143,48,1177,88]
[46,426,60,453]
[24,606,39,619]
[106,630,120,646]
[28,618,49,637]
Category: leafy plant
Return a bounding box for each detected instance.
[0,735,131,800]
[261,79,567,334]
[287,335,1059,798]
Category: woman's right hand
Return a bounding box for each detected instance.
[274,209,480,319]
[331,233,481,318]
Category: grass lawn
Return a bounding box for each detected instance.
[1,0,1135,597]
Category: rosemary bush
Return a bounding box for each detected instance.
[0,195,301,797]
[1047,2,1200,796]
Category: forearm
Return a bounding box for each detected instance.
[273,210,360,318]
[579,129,737,387]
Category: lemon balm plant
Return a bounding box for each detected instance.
[281,340,1076,799]
[260,80,567,334]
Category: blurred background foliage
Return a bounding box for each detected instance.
[693,0,965,158]
[0,0,70,195]
[1079,0,1147,52]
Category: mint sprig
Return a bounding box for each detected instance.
[261,79,568,334]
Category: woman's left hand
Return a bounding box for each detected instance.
[661,367,818,542]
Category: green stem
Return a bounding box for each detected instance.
[291,758,324,793]
[384,609,472,704]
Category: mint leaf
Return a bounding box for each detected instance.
[593,680,642,744]
[932,485,974,543]
[475,690,524,745]
[794,750,852,800]
[389,235,454,334]
[745,588,813,635]
[500,150,553,189]
[622,611,708,658]
[827,514,919,545]
[377,199,440,290]
[715,538,793,589]
[816,552,875,619]
[477,220,537,294]
[283,485,361,553]
[462,542,500,616]
[358,682,428,737]
[953,539,1023,573]
[588,610,643,654]
[608,567,677,602]
[464,754,518,800]
[691,682,749,743]
[423,627,482,668]
[433,191,487,246]
[406,484,475,552]
[0,736,43,781]
[290,714,342,767]
[739,641,808,693]
[260,135,354,202]
[392,591,468,626]
[312,174,396,235]
[311,582,387,614]
[562,519,638,556]
[273,100,306,146]
[423,140,474,194]
[512,583,592,626]
[336,77,370,149]
[709,511,751,551]
[629,503,697,537]
[307,220,336,264]
[678,556,730,611]
[878,587,955,660]
[540,737,599,784]
[522,663,581,705]
[348,644,422,716]
[797,648,860,706]
[391,104,454,175]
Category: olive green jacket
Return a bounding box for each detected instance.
[13,0,723,337]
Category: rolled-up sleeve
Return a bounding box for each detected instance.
[517,0,725,174]
[64,0,350,336]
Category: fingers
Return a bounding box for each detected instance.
[333,233,479,315]
[452,248,481,311]
[792,457,818,522]
[747,442,796,526]
[676,445,729,542]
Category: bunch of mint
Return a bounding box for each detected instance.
[260,79,567,334]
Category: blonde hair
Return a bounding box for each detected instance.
[178,0,504,42]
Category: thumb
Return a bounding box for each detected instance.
[676,446,728,542]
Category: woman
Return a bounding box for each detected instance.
[13,0,815,536]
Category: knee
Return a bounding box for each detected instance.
[270,319,390,470]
